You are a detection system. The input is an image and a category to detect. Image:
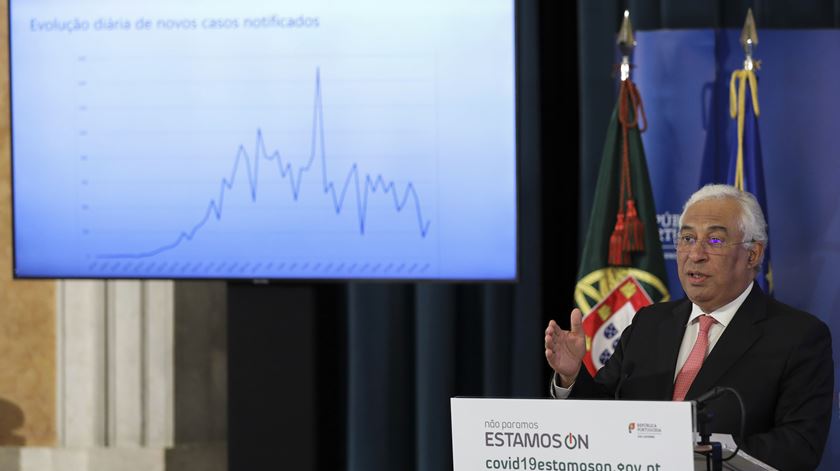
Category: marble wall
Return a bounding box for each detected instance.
[0,0,58,447]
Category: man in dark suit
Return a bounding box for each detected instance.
[544,184,833,471]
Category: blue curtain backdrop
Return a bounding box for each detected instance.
[633,28,840,469]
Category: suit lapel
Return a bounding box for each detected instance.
[685,285,766,399]
[658,300,692,399]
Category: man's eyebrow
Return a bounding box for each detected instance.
[678,224,730,233]
[705,225,730,234]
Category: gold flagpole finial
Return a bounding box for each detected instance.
[616,10,635,81]
[740,8,759,71]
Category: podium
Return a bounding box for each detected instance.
[451,398,777,471]
[692,435,779,471]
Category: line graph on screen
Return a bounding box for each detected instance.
[97,68,432,260]
[73,56,440,278]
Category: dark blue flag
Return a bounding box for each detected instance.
[728,70,773,294]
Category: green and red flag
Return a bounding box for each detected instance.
[575,47,669,375]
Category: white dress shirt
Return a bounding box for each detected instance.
[551,282,754,398]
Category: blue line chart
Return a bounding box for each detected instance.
[98,68,432,259]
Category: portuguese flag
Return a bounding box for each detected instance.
[575,77,669,376]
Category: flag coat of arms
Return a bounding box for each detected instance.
[581,276,653,374]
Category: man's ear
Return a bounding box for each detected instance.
[747,242,765,268]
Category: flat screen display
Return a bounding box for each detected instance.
[10,0,516,280]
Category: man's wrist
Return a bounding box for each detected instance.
[555,372,578,389]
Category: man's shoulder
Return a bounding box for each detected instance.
[763,295,829,333]
[638,297,688,316]
[631,297,689,326]
[737,288,831,346]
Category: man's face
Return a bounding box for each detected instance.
[676,198,763,313]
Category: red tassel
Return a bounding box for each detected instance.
[608,213,630,266]
[624,200,645,252]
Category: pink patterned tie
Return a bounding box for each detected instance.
[672,315,716,401]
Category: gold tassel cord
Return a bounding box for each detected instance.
[729,70,760,191]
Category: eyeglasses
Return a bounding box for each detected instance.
[675,235,754,254]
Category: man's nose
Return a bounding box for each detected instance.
[688,241,708,260]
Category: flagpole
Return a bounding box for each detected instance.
[731,9,761,191]
[617,10,635,82]
[740,9,758,72]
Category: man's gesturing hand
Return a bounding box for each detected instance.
[544,308,586,388]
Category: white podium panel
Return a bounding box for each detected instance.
[451,398,694,471]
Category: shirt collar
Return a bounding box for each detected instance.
[688,281,754,328]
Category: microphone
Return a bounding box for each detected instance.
[614,362,635,400]
[693,386,726,407]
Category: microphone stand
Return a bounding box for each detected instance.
[695,403,722,471]
[692,386,747,471]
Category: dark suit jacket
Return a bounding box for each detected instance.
[567,284,833,471]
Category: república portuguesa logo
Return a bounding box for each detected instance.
[627,422,662,439]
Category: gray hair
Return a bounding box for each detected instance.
[679,184,768,252]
